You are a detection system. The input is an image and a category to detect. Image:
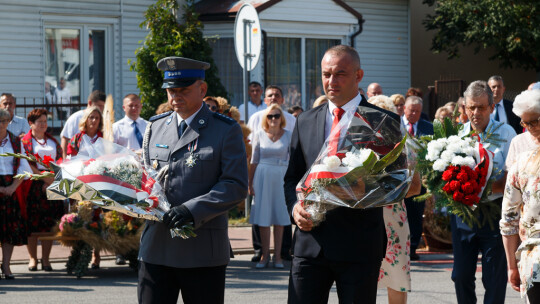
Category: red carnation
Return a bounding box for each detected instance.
[42,155,54,166]
[463,195,479,206]
[456,171,469,182]
[468,169,478,181]
[449,180,461,192]
[442,169,454,181]
[453,191,464,202]
[442,183,452,193]
[461,182,476,194]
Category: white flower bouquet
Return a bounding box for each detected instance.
[297,106,415,226]
[46,135,195,238]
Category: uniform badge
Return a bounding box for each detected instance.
[152,159,158,169]
[166,59,176,70]
[185,154,198,168]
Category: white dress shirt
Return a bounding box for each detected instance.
[401,116,418,136]
[325,93,362,139]
[490,101,508,124]
[113,116,149,150]
[239,101,267,122]
[60,109,84,139]
[55,88,71,105]
[7,115,30,137]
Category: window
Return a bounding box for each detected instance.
[45,25,109,107]
[207,37,243,106]
[266,37,340,110]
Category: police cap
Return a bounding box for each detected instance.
[157,56,210,89]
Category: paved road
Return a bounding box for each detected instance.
[0,252,525,304]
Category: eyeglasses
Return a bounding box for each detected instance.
[520,117,540,128]
[465,105,490,112]
[0,119,10,124]
[267,114,281,120]
[206,103,218,111]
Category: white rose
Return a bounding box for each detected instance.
[342,149,376,168]
[323,155,342,170]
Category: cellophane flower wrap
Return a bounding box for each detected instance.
[46,135,195,238]
[414,117,498,228]
[296,106,416,226]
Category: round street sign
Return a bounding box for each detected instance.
[234,3,262,71]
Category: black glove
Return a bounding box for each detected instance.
[162,204,193,229]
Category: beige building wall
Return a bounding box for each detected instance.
[410,1,536,107]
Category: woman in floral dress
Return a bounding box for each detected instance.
[501,147,540,302]
[368,95,420,303]
[23,109,64,271]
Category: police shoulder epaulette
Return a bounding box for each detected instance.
[213,112,236,125]
[149,111,173,122]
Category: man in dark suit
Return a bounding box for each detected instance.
[138,57,248,304]
[402,95,434,260]
[488,75,522,134]
[284,45,401,304]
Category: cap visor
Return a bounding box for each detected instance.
[162,79,198,89]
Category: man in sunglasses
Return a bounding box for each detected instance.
[452,80,517,304]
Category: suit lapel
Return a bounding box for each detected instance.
[315,104,327,150]
[172,105,210,154]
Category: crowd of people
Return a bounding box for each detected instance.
[1,46,540,304]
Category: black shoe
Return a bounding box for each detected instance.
[410,252,420,261]
[281,253,293,261]
[90,263,100,270]
[115,255,126,265]
[251,253,262,262]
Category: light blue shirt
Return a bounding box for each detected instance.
[460,119,516,199]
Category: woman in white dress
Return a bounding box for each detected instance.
[248,104,291,269]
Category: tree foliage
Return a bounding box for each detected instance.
[422,0,540,72]
[129,0,227,119]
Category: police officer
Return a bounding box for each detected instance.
[138,57,248,304]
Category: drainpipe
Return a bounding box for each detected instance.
[350,17,364,47]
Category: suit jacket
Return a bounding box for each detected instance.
[502,99,522,135]
[139,105,248,268]
[402,117,434,138]
[283,97,400,263]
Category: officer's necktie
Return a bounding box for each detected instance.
[408,122,414,136]
[494,103,500,121]
[179,120,187,138]
[328,107,345,155]
[132,121,143,147]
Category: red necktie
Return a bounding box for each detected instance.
[328,107,345,155]
[408,122,414,136]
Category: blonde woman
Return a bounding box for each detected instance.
[248,104,291,269]
[389,94,406,116]
[66,106,103,157]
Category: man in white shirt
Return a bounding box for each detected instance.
[0,93,30,138]
[55,77,72,119]
[113,94,148,152]
[238,81,266,123]
[487,75,522,134]
[60,90,106,159]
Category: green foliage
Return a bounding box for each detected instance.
[66,241,93,279]
[129,0,228,119]
[422,0,540,72]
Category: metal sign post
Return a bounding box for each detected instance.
[234,3,262,218]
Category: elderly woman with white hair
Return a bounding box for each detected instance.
[506,89,540,169]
